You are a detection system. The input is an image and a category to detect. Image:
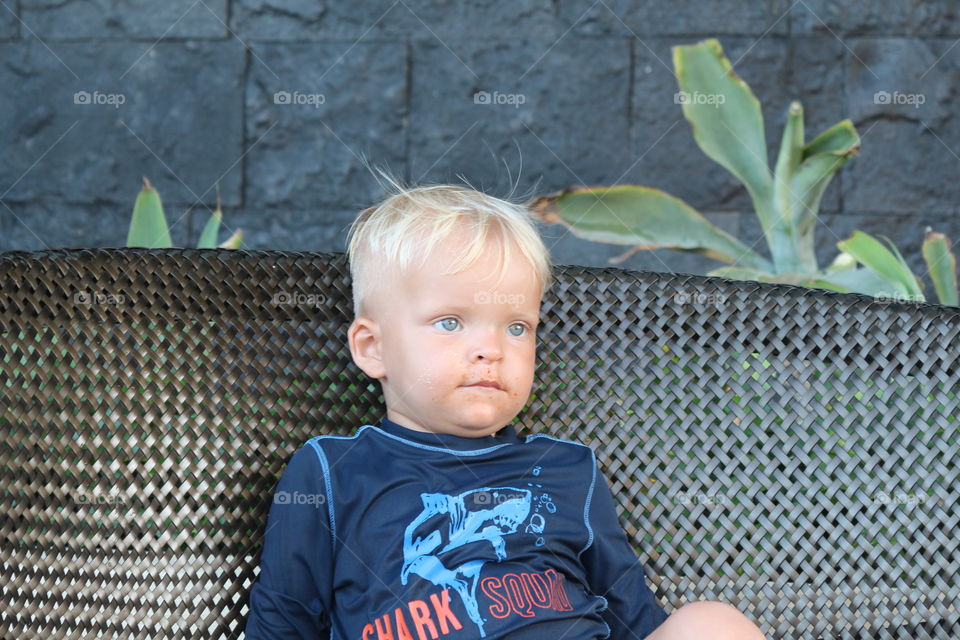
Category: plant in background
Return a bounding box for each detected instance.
[528,38,958,306]
[124,177,243,359]
[920,228,958,306]
[127,177,243,249]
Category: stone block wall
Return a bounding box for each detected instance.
[1,1,958,283]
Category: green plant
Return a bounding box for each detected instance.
[528,38,958,306]
[920,228,958,306]
[126,177,243,249]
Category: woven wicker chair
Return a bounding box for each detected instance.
[2,247,958,639]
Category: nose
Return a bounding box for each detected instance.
[471,326,503,362]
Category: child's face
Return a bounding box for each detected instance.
[348,226,542,438]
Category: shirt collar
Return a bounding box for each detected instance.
[375,416,520,451]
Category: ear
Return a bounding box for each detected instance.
[348,315,386,379]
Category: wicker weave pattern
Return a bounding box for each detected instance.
[1,248,958,639]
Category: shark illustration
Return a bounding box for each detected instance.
[401,487,532,637]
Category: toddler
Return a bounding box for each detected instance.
[244,175,766,640]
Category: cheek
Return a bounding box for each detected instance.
[516,340,537,367]
[506,344,536,386]
[412,367,440,388]
[410,340,460,386]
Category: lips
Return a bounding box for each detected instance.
[466,381,503,390]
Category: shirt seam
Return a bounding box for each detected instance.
[526,435,596,558]
[579,448,599,559]
[367,425,519,456]
[306,437,337,555]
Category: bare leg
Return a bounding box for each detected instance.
[645,600,766,640]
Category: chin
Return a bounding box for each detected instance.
[445,392,519,431]
[457,411,512,435]
[459,418,499,432]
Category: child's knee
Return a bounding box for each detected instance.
[656,600,765,640]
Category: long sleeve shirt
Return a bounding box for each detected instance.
[244,417,669,640]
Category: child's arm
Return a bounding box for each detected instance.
[580,451,669,640]
[244,440,334,639]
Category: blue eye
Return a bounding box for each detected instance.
[508,323,527,337]
[435,318,460,331]
[433,318,531,336]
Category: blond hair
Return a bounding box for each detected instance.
[345,169,553,319]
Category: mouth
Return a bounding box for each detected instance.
[464,381,504,391]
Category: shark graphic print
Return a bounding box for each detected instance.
[244,421,671,640]
[401,487,534,637]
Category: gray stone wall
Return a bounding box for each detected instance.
[1,1,958,281]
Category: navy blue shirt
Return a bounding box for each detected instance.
[244,417,668,640]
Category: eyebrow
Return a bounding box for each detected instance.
[429,302,540,322]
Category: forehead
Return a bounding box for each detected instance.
[402,240,541,311]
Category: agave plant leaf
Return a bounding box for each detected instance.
[922,228,958,306]
[672,39,776,247]
[197,184,241,249]
[770,101,814,272]
[218,229,244,249]
[836,230,924,298]
[708,266,825,287]
[528,185,772,271]
[825,251,857,272]
[197,209,221,249]
[773,101,804,228]
[707,266,772,281]
[809,267,902,297]
[773,109,860,273]
[789,120,860,237]
[126,177,172,248]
